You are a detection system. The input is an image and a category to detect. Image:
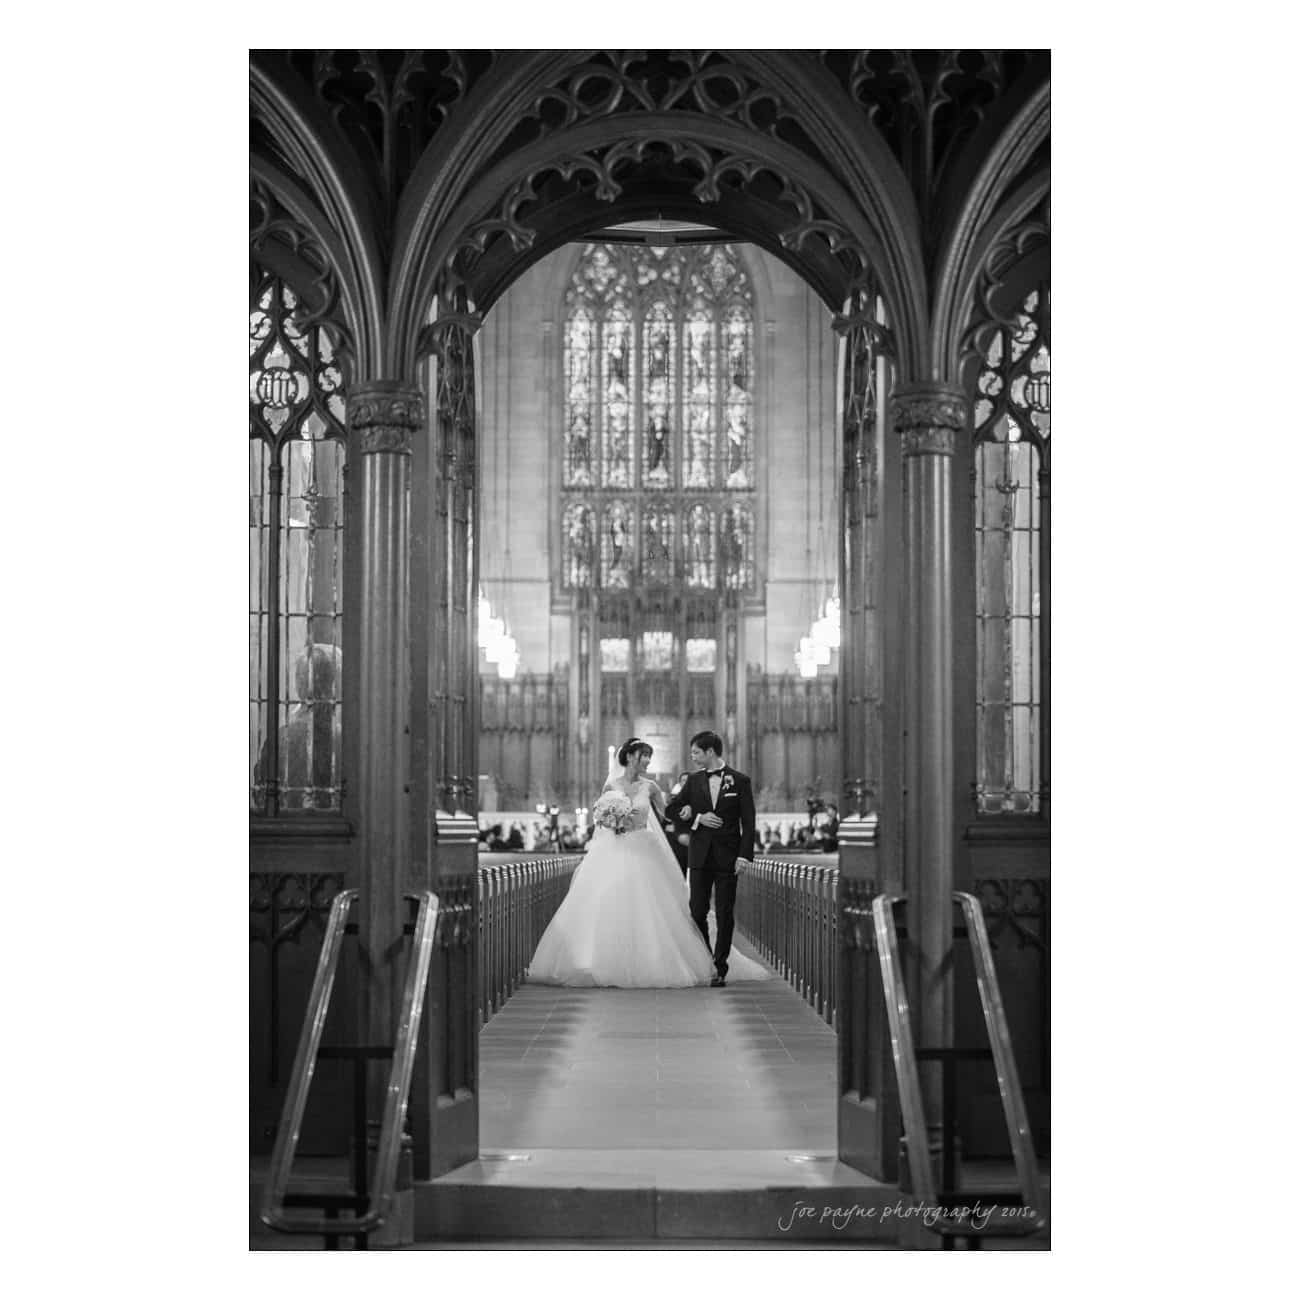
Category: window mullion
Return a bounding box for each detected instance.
[633,296,643,537]
[1038,443,1050,815]
[265,455,284,817]
[595,312,604,493]
[674,300,683,501]
[716,300,725,583]
[250,274,348,820]
[999,405,1015,806]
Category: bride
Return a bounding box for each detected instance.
[527,737,769,988]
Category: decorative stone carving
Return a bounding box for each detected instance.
[899,425,954,457]
[822,50,1044,212]
[447,135,875,316]
[959,195,1051,372]
[891,384,967,457]
[250,177,353,364]
[293,50,491,207]
[415,311,484,360]
[516,51,792,143]
[348,382,424,455]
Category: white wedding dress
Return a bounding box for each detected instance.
[527,776,769,988]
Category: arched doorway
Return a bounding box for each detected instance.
[398,70,906,1180]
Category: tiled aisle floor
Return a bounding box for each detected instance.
[479,940,837,1154]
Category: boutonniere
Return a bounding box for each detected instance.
[721,773,735,791]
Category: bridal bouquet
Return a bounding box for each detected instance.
[591,790,635,835]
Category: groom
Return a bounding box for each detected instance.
[664,729,755,987]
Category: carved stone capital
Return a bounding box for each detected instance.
[891,384,968,458]
[348,381,424,455]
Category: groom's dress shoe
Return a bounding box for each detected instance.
[710,974,726,987]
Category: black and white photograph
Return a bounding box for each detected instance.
[246,45,1052,1253]
[15,9,1299,1288]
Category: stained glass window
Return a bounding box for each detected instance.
[973,286,1049,815]
[564,307,595,487]
[562,502,595,588]
[685,504,715,589]
[686,638,717,674]
[602,500,634,589]
[640,631,675,672]
[602,305,633,487]
[718,504,753,591]
[560,242,757,597]
[683,307,714,489]
[640,506,675,586]
[722,306,753,487]
[600,638,630,673]
[250,271,348,814]
[642,301,675,490]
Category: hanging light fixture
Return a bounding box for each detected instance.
[478,585,519,679]
[792,472,840,676]
[795,637,819,678]
[825,595,841,648]
[810,594,841,655]
[480,436,521,679]
[497,635,519,679]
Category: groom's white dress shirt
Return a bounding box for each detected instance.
[693,766,725,827]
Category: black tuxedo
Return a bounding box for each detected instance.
[664,764,755,978]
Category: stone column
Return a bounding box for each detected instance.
[348,381,422,1061]
[416,319,480,1181]
[833,306,894,1181]
[892,382,966,1146]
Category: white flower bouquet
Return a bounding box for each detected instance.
[591,790,635,835]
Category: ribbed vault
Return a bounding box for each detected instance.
[250,49,1049,382]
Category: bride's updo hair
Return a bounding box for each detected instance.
[617,736,654,767]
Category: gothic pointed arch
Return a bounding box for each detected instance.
[249,264,351,818]
[928,53,1051,235]
[967,278,1049,817]
[385,50,929,378]
[930,77,1050,383]
[251,57,387,374]
[250,163,359,375]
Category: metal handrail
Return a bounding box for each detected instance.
[954,890,1046,1228]
[869,893,937,1204]
[259,887,356,1227]
[260,889,440,1238]
[871,891,1047,1236]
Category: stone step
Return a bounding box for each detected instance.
[415,1149,902,1243]
[253,1152,1050,1247]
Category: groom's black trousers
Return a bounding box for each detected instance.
[689,861,738,977]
